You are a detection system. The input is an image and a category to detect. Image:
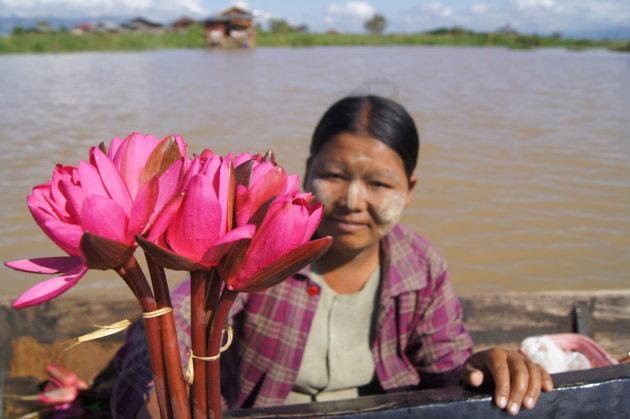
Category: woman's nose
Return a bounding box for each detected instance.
[341,180,368,211]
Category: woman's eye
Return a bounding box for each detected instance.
[370,181,392,189]
[322,172,344,180]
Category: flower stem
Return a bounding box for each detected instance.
[204,271,223,415]
[145,252,191,419]
[207,288,238,419]
[117,255,172,419]
[190,270,208,418]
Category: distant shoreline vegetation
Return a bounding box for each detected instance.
[1,25,628,54]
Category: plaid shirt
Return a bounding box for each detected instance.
[110,224,473,415]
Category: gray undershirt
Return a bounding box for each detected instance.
[285,266,380,404]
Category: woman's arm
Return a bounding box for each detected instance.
[407,269,552,415]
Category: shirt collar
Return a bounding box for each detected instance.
[295,263,313,280]
[380,224,429,298]
[295,224,429,297]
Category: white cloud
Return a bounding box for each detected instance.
[0,0,628,36]
[515,0,556,8]
[471,4,490,14]
[230,1,250,11]
[422,2,452,17]
[399,2,462,31]
[506,0,630,33]
[252,8,273,23]
[324,1,376,31]
[0,0,207,19]
[225,1,275,27]
[394,0,630,35]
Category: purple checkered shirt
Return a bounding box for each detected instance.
[110,224,473,416]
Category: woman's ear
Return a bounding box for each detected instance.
[405,174,417,208]
[303,156,313,192]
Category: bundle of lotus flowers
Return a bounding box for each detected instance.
[5,133,332,419]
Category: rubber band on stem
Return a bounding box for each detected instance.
[142,307,174,318]
[185,326,233,385]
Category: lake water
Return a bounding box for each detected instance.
[1,46,629,297]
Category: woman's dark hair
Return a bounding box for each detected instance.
[310,95,419,178]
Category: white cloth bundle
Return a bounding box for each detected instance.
[520,335,591,373]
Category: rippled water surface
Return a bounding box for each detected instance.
[1,46,629,296]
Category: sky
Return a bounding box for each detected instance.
[0,0,629,36]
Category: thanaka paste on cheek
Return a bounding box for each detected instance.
[310,178,334,208]
[373,190,407,236]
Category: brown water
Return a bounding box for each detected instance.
[1,46,629,297]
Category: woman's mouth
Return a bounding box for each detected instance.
[328,217,368,232]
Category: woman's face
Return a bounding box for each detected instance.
[304,132,416,256]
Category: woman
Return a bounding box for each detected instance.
[112,95,552,417]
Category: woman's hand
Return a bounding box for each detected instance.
[460,348,554,415]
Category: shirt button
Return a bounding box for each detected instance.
[307,285,319,296]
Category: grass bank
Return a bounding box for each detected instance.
[0,27,206,54]
[1,28,628,54]
[256,31,628,51]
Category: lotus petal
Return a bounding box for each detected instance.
[199,224,255,266]
[240,200,296,275]
[153,158,185,220]
[42,220,83,256]
[38,385,78,404]
[139,135,184,188]
[214,224,256,246]
[58,177,86,223]
[89,147,133,213]
[26,196,52,221]
[304,202,324,241]
[4,256,83,274]
[46,364,88,389]
[201,153,222,182]
[13,264,88,309]
[136,235,207,271]
[146,193,184,244]
[234,159,254,186]
[227,237,332,292]
[232,152,255,167]
[249,164,286,208]
[216,159,234,231]
[286,174,301,195]
[77,160,108,199]
[114,133,161,198]
[81,195,129,244]
[128,176,158,238]
[234,186,254,227]
[107,136,124,159]
[49,166,74,215]
[199,148,217,160]
[180,154,202,191]
[167,175,222,260]
[28,185,68,228]
[262,150,275,163]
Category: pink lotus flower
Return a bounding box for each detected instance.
[219,195,332,292]
[39,385,78,406]
[107,133,188,220]
[233,156,304,226]
[5,134,187,308]
[45,363,89,390]
[37,364,88,409]
[138,152,255,271]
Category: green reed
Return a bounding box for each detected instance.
[1,27,627,54]
[0,25,206,54]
